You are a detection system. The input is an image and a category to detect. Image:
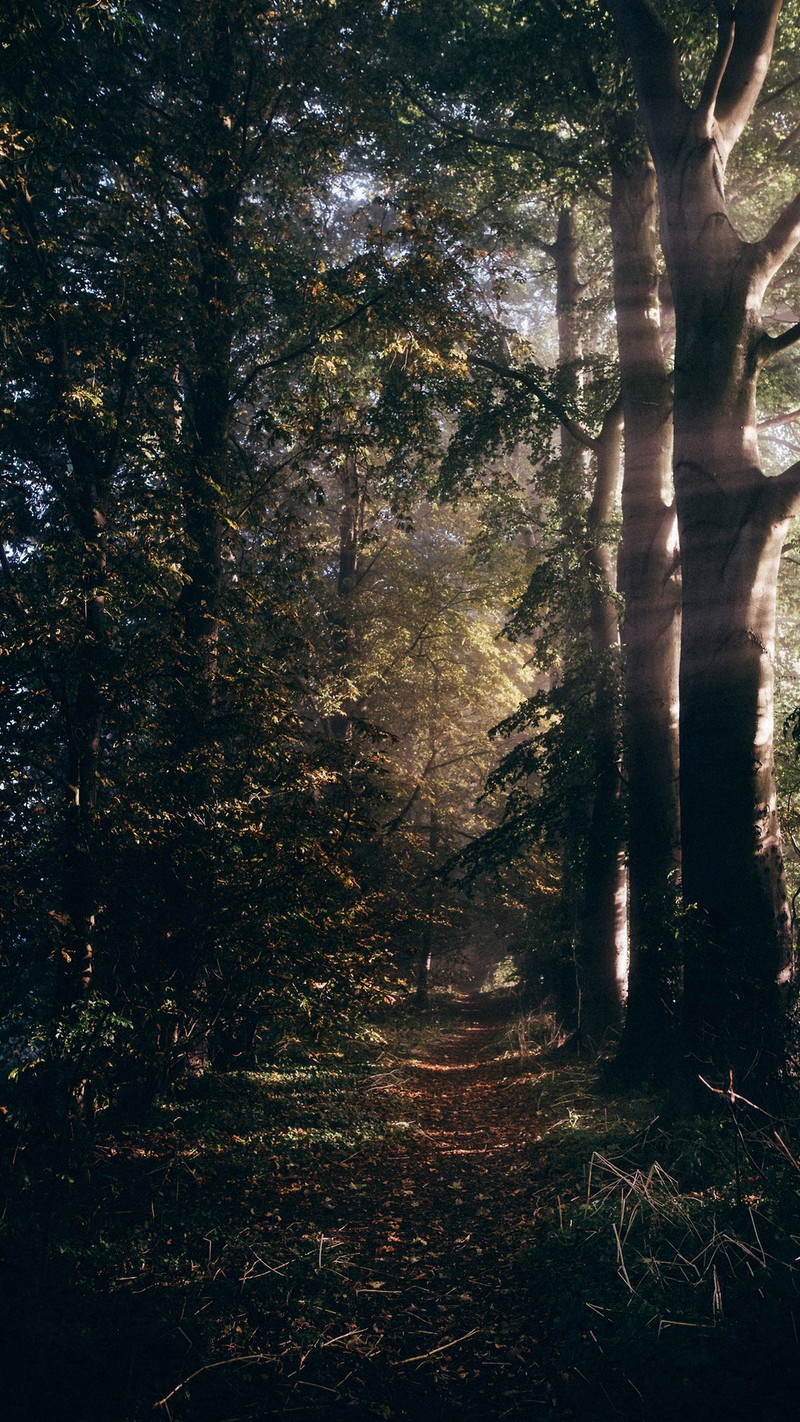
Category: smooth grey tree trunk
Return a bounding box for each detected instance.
[611,0,800,1087]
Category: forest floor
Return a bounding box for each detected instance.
[3,992,800,1421]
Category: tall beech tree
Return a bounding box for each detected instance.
[610,0,800,1084]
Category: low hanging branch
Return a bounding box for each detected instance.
[469,354,600,451]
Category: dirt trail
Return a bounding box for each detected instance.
[293,996,558,1417]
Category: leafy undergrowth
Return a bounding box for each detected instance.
[2,995,800,1420]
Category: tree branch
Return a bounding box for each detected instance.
[755,320,800,366]
[698,2,736,133]
[469,355,599,451]
[528,234,557,260]
[777,117,800,155]
[586,178,613,204]
[587,396,624,532]
[756,69,800,110]
[375,779,425,842]
[436,120,550,157]
[240,296,380,389]
[398,81,551,160]
[607,0,689,157]
[772,458,800,519]
[758,405,800,429]
[715,0,782,154]
[753,188,800,287]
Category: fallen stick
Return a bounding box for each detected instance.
[154,1354,274,1409]
[395,1328,479,1366]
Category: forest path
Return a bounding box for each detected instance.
[270,994,566,1417]
[4,995,623,1422]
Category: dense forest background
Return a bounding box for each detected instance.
[5,0,800,1418]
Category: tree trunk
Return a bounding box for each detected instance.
[610,154,682,1074]
[168,9,240,1070]
[577,401,628,1043]
[667,140,793,1085]
[329,449,360,741]
[679,464,792,1076]
[550,207,591,1023]
[610,0,800,1088]
[416,803,440,1008]
[551,207,629,1040]
[57,453,109,1006]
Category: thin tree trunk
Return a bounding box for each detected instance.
[610,154,682,1074]
[551,207,629,1040]
[57,453,109,1006]
[551,207,591,1023]
[416,804,440,1008]
[577,400,628,1043]
[168,8,240,1076]
[329,449,360,741]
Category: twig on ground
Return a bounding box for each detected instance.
[395,1327,479,1365]
[154,1353,275,1409]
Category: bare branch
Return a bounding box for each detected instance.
[354,540,390,588]
[753,188,800,287]
[757,69,800,109]
[586,178,613,204]
[715,0,783,153]
[470,355,599,451]
[758,405,800,429]
[375,778,426,842]
[777,117,800,155]
[240,297,380,390]
[755,320,800,366]
[397,81,551,160]
[528,234,557,260]
[0,540,27,621]
[435,120,550,158]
